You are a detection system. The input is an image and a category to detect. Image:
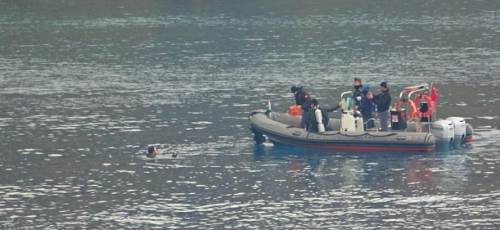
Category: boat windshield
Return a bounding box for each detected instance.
[341,97,355,111]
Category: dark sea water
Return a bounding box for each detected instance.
[1,0,500,229]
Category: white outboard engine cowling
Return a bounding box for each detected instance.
[446,117,466,147]
[431,119,455,149]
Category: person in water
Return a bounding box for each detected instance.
[352,78,364,108]
[147,145,159,159]
[291,86,312,128]
[374,81,392,131]
[147,145,177,158]
[305,98,329,132]
[360,90,375,129]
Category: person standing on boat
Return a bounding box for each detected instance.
[305,98,329,133]
[352,78,364,108]
[374,81,391,131]
[291,86,312,128]
[361,90,375,129]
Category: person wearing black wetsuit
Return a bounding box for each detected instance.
[352,78,364,108]
[291,86,312,128]
[305,98,329,132]
[291,86,311,110]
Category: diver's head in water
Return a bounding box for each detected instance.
[147,145,159,159]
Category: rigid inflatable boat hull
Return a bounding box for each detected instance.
[250,111,435,153]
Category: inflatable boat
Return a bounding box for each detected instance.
[249,83,473,153]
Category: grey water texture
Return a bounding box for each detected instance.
[1,0,500,229]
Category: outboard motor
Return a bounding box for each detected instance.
[446,117,466,148]
[431,119,455,151]
[390,108,407,130]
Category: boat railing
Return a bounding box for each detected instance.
[339,91,354,112]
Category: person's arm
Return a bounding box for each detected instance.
[325,105,339,112]
[325,101,342,112]
[373,93,380,104]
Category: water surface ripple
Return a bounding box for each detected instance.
[1,0,500,229]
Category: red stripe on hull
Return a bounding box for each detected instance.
[253,125,436,153]
[301,143,435,152]
[464,135,473,143]
[266,134,435,153]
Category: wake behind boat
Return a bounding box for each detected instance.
[249,83,472,153]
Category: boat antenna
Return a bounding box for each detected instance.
[266,100,272,117]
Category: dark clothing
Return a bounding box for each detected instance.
[419,100,429,113]
[374,89,391,112]
[378,110,390,131]
[360,97,375,129]
[294,91,311,111]
[296,90,312,128]
[353,85,363,107]
[420,116,431,122]
[360,97,374,118]
[300,111,310,128]
[306,108,329,132]
[374,89,391,131]
[325,104,340,113]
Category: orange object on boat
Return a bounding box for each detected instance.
[288,104,302,116]
[393,99,418,121]
[413,94,434,118]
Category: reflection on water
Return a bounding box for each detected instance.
[1,0,500,228]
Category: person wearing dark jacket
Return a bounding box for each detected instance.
[291,86,312,128]
[324,103,341,113]
[374,81,391,131]
[361,90,375,129]
[352,78,364,108]
[291,86,311,110]
[305,98,329,132]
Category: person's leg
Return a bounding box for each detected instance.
[420,116,430,132]
[300,111,309,129]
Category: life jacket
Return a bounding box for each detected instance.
[288,104,302,116]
